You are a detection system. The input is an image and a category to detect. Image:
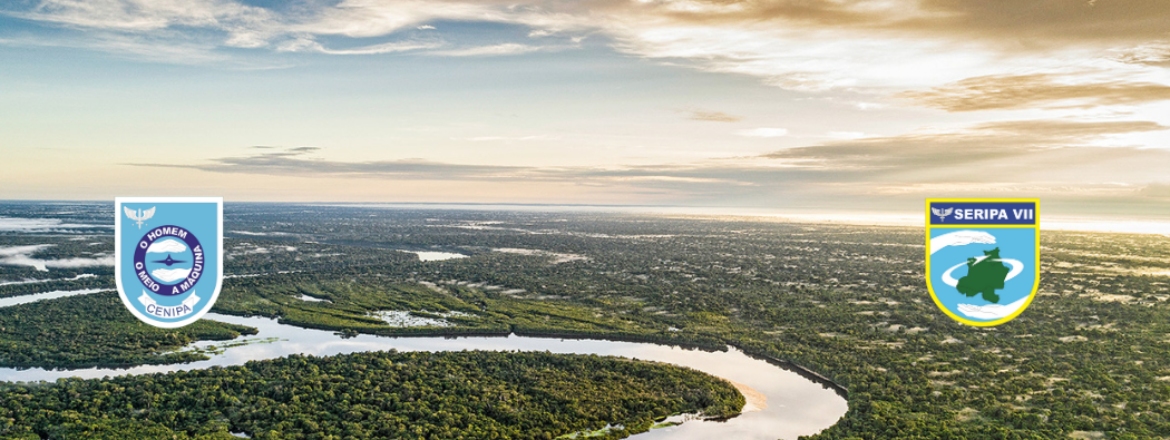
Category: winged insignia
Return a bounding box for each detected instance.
[124,206,156,229]
[931,207,954,222]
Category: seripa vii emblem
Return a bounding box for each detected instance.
[115,197,223,328]
[925,198,1039,327]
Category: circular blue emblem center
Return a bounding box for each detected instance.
[133,225,204,296]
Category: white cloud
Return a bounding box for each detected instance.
[0,245,52,257]
[9,0,281,46]
[277,38,442,55]
[12,0,1164,107]
[146,238,188,254]
[929,230,996,255]
[0,217,108,232]
[854,102,887,111]
[735,127,789,138]
[151,267,192,282]
[290,0,499,37]
[0,245,113,272]
[958,297,1029,319]
[0,219,65,232]
[431,43,544,57]
[6,0,1170,156]
[0,273,97,287]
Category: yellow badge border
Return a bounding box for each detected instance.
[925,198,1040,327]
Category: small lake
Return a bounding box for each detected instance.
[0,291,847,439]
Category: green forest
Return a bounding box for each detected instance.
[0,293,255,369]
[0,350,743,440]
[2,203,1169,439]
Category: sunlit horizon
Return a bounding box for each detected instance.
[2,1,1168,220]
[4,199,1168,236]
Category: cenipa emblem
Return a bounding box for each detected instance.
[926,199,1039,326]
[115,197,223,328]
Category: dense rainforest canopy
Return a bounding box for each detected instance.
[1,203,1169,439]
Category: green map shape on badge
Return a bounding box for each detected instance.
[955,247,1011,304]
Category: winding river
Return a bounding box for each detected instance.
[0,289,847,439]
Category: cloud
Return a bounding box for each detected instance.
[289,0,522,38]
[153,121,1168,189]
[123,116,1170,213]
[430,43,545,57]
[6,0,281,48]
[226,146,321,160]
[0,32,231,64]
[146,238,188,254]
[902,74,1170,111]
[1137,183,1170,199]
[736,127,789,137]
[0,218,69,232]
[606,0,1170,47]
[18,0,1170,53]
[757,120,1170,204]
[1111,43,1170,67]
[957,297,1028,320]
[133,146,534,180]
[0,217,108,232]
[765,119,1168,173]
[0,245,113,272]
[688,110,741,122]
[895,0,1170,45]
[7,0,1170,111]
[151,267,191,282]
[277,38,442,55]
[0,245,51,258]
[929,230,996,255]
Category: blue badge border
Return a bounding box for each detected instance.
[925,198,1040,327]
[114,197,223,328]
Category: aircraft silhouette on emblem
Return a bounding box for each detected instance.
[151,255,187,266]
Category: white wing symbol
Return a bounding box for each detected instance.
[932,207,954,222]
[124,206,156,229]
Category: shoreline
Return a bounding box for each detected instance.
[727,379,768,412]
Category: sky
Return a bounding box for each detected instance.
[2,0,1169,220]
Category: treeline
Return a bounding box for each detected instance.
[0,292,255,369]
[212,276,705,345]
[7,204,1170,438]
[0,350,744,440]
[0,274,113,298]
[205,208,1170,439]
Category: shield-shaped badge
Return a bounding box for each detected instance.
[115,197,223,328]
[926,198,1039,326]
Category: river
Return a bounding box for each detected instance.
[0,289,847,439]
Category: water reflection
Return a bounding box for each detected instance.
[0,311,847,439]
